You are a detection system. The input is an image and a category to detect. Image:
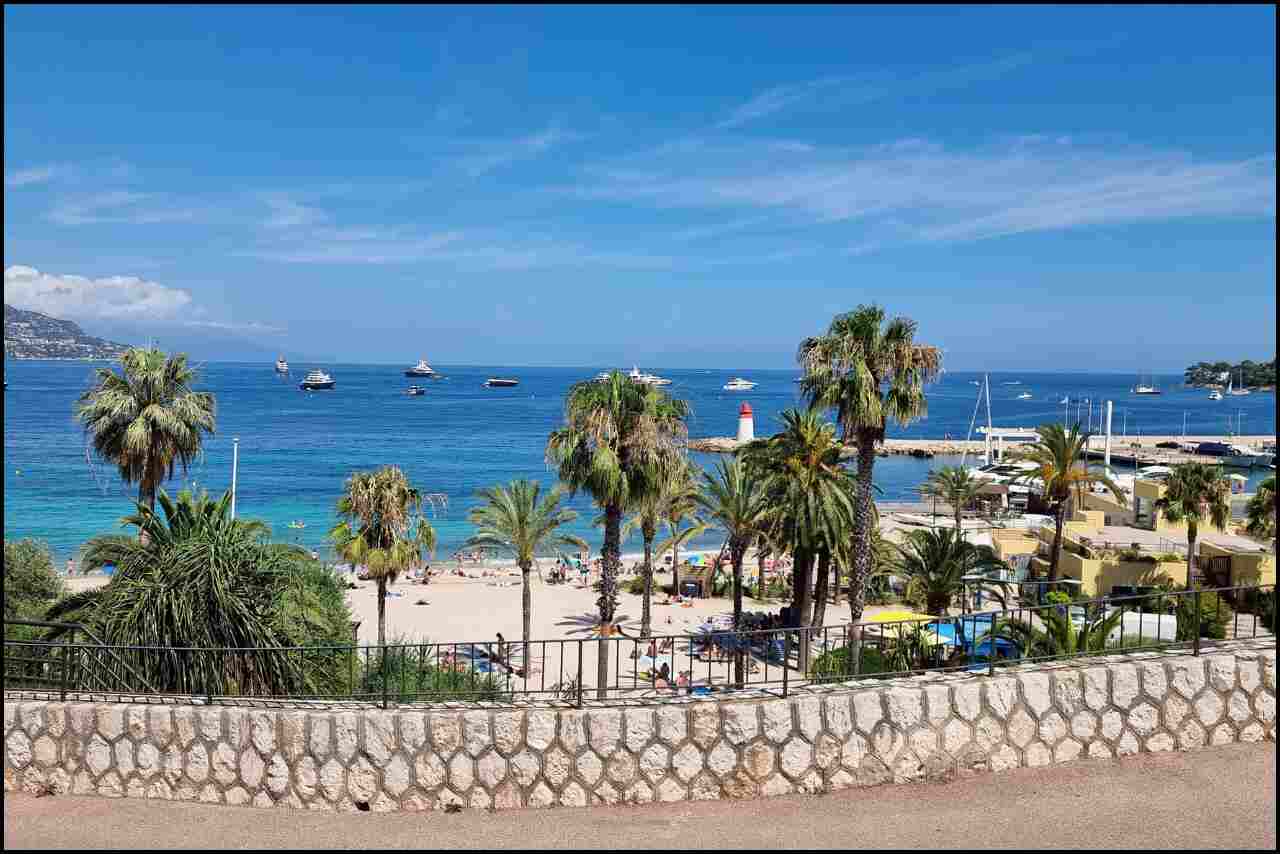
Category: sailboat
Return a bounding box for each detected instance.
[1227,367,1250,396]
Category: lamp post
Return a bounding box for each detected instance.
[230,437,240,519]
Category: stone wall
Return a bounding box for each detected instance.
[4,641,1275,812]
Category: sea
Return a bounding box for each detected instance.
[3,362,1275,565]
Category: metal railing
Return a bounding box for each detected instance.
[4,585,1275,709]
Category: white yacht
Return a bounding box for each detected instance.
[404,358,437,378]
[722,377,757,391]
[593,370,614,382]
[629,366,672,386]
[1208,388,1224,401]
[1131,371,1161,395]
[299,369,335,390]
[1016,392,1033,400]
[1227,369,1250,396]
[274,356,289,374]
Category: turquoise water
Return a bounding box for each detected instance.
[3,362,1274,563]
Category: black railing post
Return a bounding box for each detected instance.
[381,645,390,710]
[782,632,790,698]
[59,634,69,701]
[1193,588,1202,656]
[575,640,583,708]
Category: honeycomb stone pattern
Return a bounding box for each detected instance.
[4,642,1274,811]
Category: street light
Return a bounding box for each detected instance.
[230,437,240,519]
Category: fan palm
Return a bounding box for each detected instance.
[920,465,984,539]
[76,348,216,509]
[1243,476,1275,541]
[1011,423,1125,584]
[329,466,439,650]
[1154,463,1231,586]
[742,407,856,670]
[695,457,772,685]
[886,527,1008,617]
[464,480,586,674]
[797,305,942,627]
[545,371,689,696]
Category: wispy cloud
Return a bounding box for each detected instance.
[4,164,64,188]
[717,53,1036,129]
[453,126,581,176]
[569,138,1277,250]
[261,195,327,229]
[46,191,206,226]
[182,319,286,334]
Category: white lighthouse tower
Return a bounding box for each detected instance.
[736,402,754,443]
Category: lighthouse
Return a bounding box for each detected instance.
[736,402,754,443]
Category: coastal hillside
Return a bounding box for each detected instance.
[4,304,131,360]
[1184,358,1276,389]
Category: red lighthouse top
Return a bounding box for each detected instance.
[738,402,753,416]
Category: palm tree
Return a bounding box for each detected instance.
[464,480,586,675]
[742,407,855,670]
[887,527,1008,617]
[76,348,216,510]
[46,488,348,696]
[920,465,984,539]
[1011,423,1125,584]
[329,466,439,650]
[624,456,700,638]
[696,457,772,685]
[998,607,1124,660]
[1155,463,1231,586]
[797,305,942,628]
[546,371,690,696]
[1244,476,1275,541]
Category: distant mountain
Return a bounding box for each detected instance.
[4,304,133,360]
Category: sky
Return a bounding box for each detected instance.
[3,5,1276,370]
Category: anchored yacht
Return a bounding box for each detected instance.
[483,377,519,388]
[299,369,335,390]
[722,377,757,391]
[629,366,672,386]
[405,358,437,378]
[274,356,289,374]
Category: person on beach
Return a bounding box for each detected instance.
[655,662,671,688]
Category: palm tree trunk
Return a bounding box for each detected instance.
[1048,501,1067,584]
[520,560,532,676]
[641,524,655,639]
[954,500,963,541]
[756,539,768,599]
[811,548,831,629]
[848,436,877,624]
[377,575,387,649]
[671,528,681,597]
[731,540,746,687]
[598,503,623,699]
[1186,521,1197,587]
[793,546,814,672]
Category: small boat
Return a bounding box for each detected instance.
[484,377,519,388]
[275,356,289,374]
[1016,392,1033,400]
[1208,389,1224,401]
[629,366,672,386]
[1131,371,1161,395]
[722,377,757,391]
[404,358,437,378]
[406,385,426,396]
[593,370,614,382]
[288,520,307,529]
[1227,369,1250,396]
[969,380,981,386]
[299,369,335,390]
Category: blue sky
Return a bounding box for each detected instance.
[3,5,1275,370]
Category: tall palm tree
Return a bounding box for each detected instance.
[1155,463,1231,586]
[329,466,438,650]
[546,371,690,696]
[1244,476,1275,541]
[624,456,700,638]
[1011,423,1125,584]
[76,348,217,510]
[920,465,984,539]
[797,305,942,627]
[696,457,772,685]
[887,527,1008,616]
[742,407,855,670]
[464,480,586,674]
[657,459,702,595]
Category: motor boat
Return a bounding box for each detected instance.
[275,356,289,374]
[722,377,757,391]
[629,366,672,386]
[484,377,519,388]
[299,369,335,390]
[1016,392,1033,400]
[404,358,437,378]
[406,385,426,396]
[1208,389,1224,401]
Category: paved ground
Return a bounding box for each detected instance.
[5,744,1274,850]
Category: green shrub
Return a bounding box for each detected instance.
[1175,588,1230,641]
[3,539,64,623]
[623,576,647,596]
[361,638,512,702]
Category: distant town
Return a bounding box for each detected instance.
[3,304,131,360]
